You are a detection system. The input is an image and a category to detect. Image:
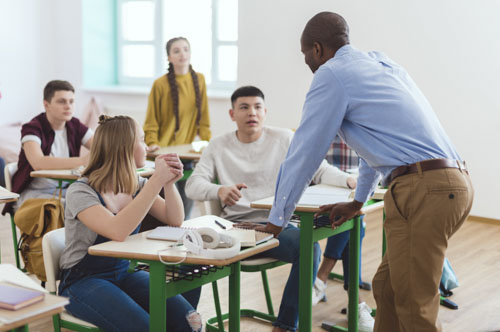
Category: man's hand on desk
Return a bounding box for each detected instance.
[234,221,283,238]
[314,200,364,228]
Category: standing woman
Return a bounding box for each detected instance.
[143,37,211,219]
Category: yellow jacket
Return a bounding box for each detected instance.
[143,72,211,146]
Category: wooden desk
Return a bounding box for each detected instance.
[147,143,207,181]
[146,142,206,162]
[0,186,19,204]
[89,231,279,332]
[251,184,384,332]
[0,264,68,332]
[30,167,155,183]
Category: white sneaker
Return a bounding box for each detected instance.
[312,278,327,306]
[358,302,375,332]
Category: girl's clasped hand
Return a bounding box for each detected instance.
[154,153,184,184]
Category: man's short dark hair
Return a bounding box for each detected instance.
[231,86,265,106]
[43,80,75,102]
[302,12,350,51]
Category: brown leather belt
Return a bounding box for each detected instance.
[389,158,468,183]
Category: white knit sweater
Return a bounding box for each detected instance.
[185,126,350,223]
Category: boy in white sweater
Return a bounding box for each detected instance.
[185,86,372,332]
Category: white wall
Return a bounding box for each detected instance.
[238,0,500,219]
[0,0,44,124]
[1,0,498,218]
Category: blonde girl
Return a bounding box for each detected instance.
[58,115,202,332]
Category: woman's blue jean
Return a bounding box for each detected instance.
[255,224,321,332]
[59,264,201,332]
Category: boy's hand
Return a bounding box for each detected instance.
[77,153,90,167]
[217,183,248,206]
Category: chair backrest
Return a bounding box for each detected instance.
[4,162,18,191]
[42,228,66,293]
[197,200,222,216]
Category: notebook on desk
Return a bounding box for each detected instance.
[0,282,44,311]
[147,215,273,247]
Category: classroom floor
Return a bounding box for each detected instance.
[1,204,499,332]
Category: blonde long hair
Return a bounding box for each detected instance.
[82,115,138,195]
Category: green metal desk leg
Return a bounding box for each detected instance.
[149,261,167,332]
[228,261,241,332]
[298,212,314,332]
[211,281,225,331]
[181,169,193,181]
[347,216,361,332]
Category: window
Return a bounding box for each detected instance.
[116,0,238,91]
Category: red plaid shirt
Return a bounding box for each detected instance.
[326,135,359,171]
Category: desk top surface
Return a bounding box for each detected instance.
[89,231,279,266]
[0,264,68,331]
[0,186,19,203]
[0,294,67,331]
[146,142,207,161]
[30,167,154,180]
[250,184,385,214]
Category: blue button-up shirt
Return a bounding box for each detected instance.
[269,45,461,227]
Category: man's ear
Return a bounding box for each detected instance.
[313,41,323,58]
[43,100,49,111]
[229,108,235,121]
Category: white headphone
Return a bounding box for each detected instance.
[182,227,241,260]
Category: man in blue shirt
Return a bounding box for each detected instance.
[261,12,474,332]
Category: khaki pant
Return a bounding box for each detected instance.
[373,167,474,332]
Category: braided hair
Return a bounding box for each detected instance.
[166,37,202,137]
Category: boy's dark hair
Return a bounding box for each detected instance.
[231,86,265,106]
[43,80,75,102]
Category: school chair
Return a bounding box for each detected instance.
[198,200,287,332]
[4,162,22,269]
[42,228,104,332]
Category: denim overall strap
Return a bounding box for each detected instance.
[59,182,141,291]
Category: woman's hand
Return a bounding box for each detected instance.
[154,153,183,185]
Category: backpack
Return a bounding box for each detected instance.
[14,197,64,281]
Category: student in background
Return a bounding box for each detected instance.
[143,37,211,219]
[185,86,370,332]
[59,115,201,332]
[2,80,93,215]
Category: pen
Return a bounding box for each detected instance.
[214,220,226,229]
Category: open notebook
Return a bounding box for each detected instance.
[147,215,273,247]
